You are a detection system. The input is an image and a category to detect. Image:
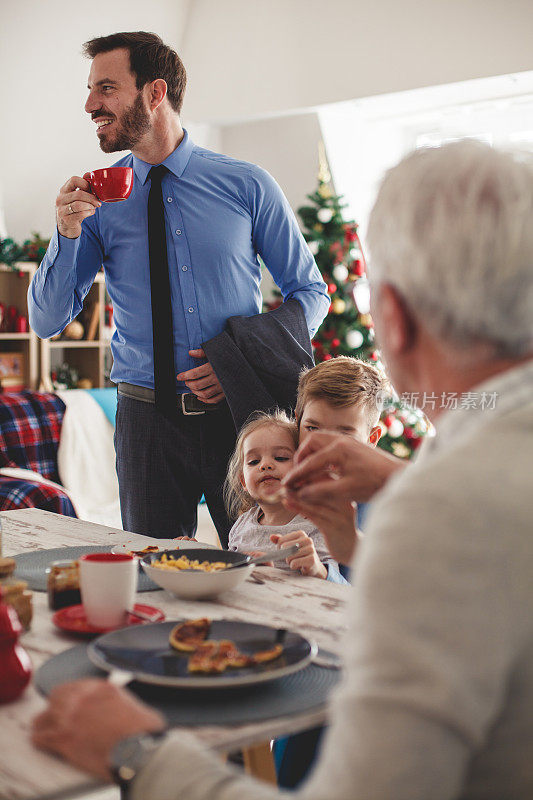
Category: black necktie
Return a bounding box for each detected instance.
[148,165,176,417]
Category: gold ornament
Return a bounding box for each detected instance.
[331,298,346,314]
[318,183,333,199]
[63,320,84,340]
[391,442,411,459]
[318,141,331,184]
[359,313,373,327]
[313,223,323,232]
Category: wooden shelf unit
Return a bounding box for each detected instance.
[40,271,113,391]
[0,263,113,392]
[0,264,39,389]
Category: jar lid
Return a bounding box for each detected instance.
[46,560,79,572]
[0,557,16,578]
[0,579,28,599]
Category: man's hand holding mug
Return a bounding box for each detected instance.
[56,167,133,239]
[56,175,101,239]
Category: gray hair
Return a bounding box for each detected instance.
[366,140,533,358]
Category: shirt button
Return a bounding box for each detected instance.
[188,307,194,313]
[167,197,172,203]
[176,229,182,235]
[182,265,188,272]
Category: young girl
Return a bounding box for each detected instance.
[224,411,345,582]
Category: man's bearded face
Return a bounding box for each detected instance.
[93,91,150,153]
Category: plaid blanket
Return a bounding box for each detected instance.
[0,390,77,517]
[0,476,77,516]
[0,390,65,483]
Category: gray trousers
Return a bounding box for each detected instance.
[115,393,236,548]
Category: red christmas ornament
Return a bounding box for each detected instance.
[352,259,365,276]
[7,306,18,333]
[327,283,337,295]
[331,338,341,348]
[369,352,379,361]
[0,600,32,703]
[344,228,358,243]
[383,414,394,428]
[410,436,422,450]
[15,314,28,333]
[404,427,415,440]
[323,353,333,361]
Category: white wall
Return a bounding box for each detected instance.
[0,0,191,242]
[220,112,323,298]
[182,0,533,123]
[221,112,323,213]
[2,0,533,243]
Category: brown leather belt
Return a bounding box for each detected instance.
[117,383,219,415]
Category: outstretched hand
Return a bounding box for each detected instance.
[283,492,359,565]
[283,431,405,504]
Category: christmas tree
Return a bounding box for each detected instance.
[296,144,377,364]
[263,143,431,459]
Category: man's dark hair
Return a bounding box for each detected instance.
[82,31,187,114]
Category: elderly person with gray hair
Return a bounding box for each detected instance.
[33,141,533,799]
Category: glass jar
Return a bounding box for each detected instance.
[0,578,33,630]
[46,560,81,610]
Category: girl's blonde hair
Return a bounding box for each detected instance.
[224,410,298,520]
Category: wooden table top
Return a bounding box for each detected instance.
[0,508,348,800]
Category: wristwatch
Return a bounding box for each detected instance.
[110,730,168,798]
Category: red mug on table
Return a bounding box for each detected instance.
[79,552,137,629]
[83,166,133,203]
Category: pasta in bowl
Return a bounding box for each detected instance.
[140,548,253,598]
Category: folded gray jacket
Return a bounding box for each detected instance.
[202,298,314,431]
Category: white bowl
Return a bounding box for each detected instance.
[140,548,253,599]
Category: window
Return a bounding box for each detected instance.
[319,71,533,238]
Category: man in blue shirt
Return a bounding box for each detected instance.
[28,31,329,545]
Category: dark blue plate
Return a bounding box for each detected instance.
[88,619,317,689]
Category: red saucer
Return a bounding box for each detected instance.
[52,604,165,636]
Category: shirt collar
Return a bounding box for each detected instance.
[132,128,194,185]
[425,358,533,457]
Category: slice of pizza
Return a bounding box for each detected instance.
[128,545,160,556]
[169,618,211,652]
[188,640,254,673]
[218,640,254,669]
[188,641,224,672]
[251,643,283,664]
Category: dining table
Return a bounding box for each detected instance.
[0,508,349,800]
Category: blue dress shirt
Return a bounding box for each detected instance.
[28,131,329,390]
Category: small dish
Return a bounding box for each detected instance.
[111,538,217,558]
[52,603,165,636]
[141,548,253,599]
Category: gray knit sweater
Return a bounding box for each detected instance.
[133,361,533,800]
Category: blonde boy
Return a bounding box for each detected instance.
[280,356,388,559]
[295,356,385,446]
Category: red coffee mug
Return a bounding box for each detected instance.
[83,167,133,203]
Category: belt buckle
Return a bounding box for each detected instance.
[181,393,205,416]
